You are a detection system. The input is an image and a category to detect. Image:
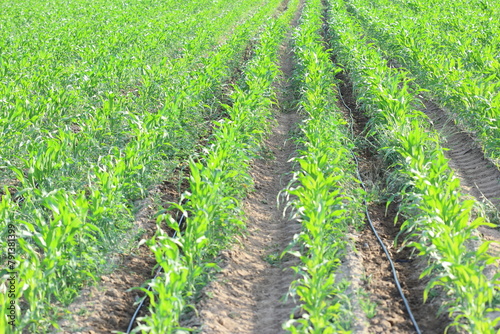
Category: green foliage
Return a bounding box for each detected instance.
[0,0,292,331]
[326,1,500,331]
[342,0,500,163]
[283,0,361,332]
[135,1,301,332]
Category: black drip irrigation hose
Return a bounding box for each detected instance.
[125,213,186,334]
[352,153,422,334]
[338,89,422,334]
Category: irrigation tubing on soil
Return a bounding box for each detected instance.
[125,213,186,334]
[339,89,422,334]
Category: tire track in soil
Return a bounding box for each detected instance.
[186,5,304,333]
[419,98,500,266]
[421,98,500,210]
[336,74,452,334]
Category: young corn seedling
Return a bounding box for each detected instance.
[136,2,300,332]
[325,2,500,330]
[284,0,361,332]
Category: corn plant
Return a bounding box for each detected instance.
[325,1,500,331]
[133,228,189,334]
[134,1,300,332]
[283,0,362,332]
[0,0,295,331]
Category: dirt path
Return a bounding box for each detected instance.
[419,98,500,262]
[334,73,452,333]
[421,99,500,209]
[193,109,301,333]
[189,8,303,334]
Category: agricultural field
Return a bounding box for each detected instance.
[0,0,499,333]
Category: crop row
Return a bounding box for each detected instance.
[283,0,363,332]
[0,0,286,331]
[326,0,499,332]
[340,0,500,163]
[133,1,300,332]
[0,0,263,177]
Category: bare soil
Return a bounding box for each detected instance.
[335,72,452,333]
[421,98,500,209]
[56,178,185,334]
[188,109,302,333]
[185,4,304,333]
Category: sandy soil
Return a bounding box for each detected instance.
[190,109,302,333]
[334,73,450,333]
[186,5,304,332]
[421,98,500,209]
